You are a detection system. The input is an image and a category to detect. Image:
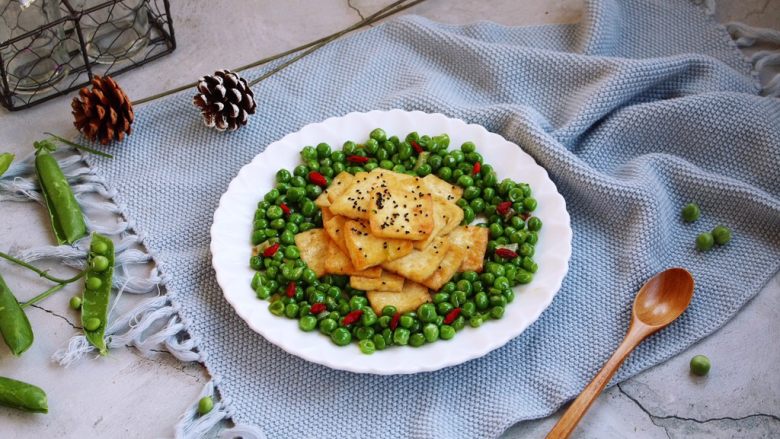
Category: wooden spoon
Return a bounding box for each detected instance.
[547,268,695,439]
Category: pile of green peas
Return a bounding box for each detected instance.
[249,128,542,354]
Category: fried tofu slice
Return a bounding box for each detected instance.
[367,280,431,314]
[314,191,331,208]
[328,171,381,219]
[294,228,329,277]
[421,245,468,290]
[320,206,334,224]
[350,271,404,292]
[368,187,434,241]
[423,174,463,202]
[413,197,463,250]
[323,215,348,253]
[448,226,489,272]
[324,171,354,204]
[439,200,465,235]
[344,219,414,270]
[381,236,450,284]
[324,239,382,278]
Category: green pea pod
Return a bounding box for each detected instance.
[0,376,48,413]
[35,149,87,245]
[0,273,33,356]
[81,233,114,355]
[0,153,14,178]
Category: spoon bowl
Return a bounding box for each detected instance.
[633,268,695,327]
[548,268,695,439]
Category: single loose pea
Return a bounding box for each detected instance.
[84,317,101,331]
[370,128,387,142]
[523,197,538,211]
[712,225,731,245]
[527,217,542,231]
[69,296,82,310]
[696,232,714,251]
[90,255,109,272]
[198,396,214,415]
[316,143,332,158]
[681,203,700,222]
[690,355,711,376]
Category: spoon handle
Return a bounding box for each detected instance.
[546,328,647,439]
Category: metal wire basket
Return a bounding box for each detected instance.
[1,0,175,111]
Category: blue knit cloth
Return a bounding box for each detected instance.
[87,1,780,437]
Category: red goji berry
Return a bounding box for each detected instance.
[310,303,326,314]
[285,281,297,298]
[496,201,512,215]
[342,310,363,326]
[472,162,481,176]
[389,312,401,330]
[262,243,280,257]
[443,308,461,325]
[280,202,290,215]
[495,248,519,259]
[411,141,424,154]
[346,155,369,164]
[308,171,327,187]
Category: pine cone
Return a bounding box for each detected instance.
[193,69,256,131]
[71,75,134,145]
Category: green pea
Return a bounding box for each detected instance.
[314,143,331,158]
[291,175,307,187]
[300,200,317,217]
[358,339,376,354]
[364,162,378,171]
[355,327,374,341]
[462,206,475,224]
[437,167,452,181]
[406,131,420,144]
[392,164,406,173]
[68,295,82,310]
[422,323,439,342]
[197,396,214,415]
[460,141,475,153]
[393,328,410,345]
[409,333,426,347]
[523,197,537,211]
[269,300,285,316]
[264,189,280,203]
[278,230,294,245]
[288,213,304,225]
[469,198,485,214]
[301,146,317,161]
[265,205,282,220]
[268,218,284,230]
[432,293,449,304]
[515,270,533,284]
[380,305,396,317]
[508,187,524,202]
[377,159,392,170]
[273,170,291,185]
[90,255,109,272]
[480,272,495,285]
[283,246,299,259]
[440,325,455,340]
[522,257,538,273]
[285,187,304,203]
[377,315,391,328]
[417,303,437,322]
[526,217,541,232]
[462,186,480,200]
[712,225,731,245]
[373,334,387,350]
[305,184,322,199]
[284,303,299,319]
[255,285,271,300]
[416,164,432,176]
[297,315,317,332]
[494,276,510,290]
[368,128,387,143]
[437,302,454,315]
[682,203,700,222]
[331,151,346,163]
[293,165,309,177]
[489,223,503,239]
[399,315,414,329]
[509,231,526,244]
[475,292,489,310]
[331,327,352,346]
[85,276,102,290]
[461,301,476,318]
[319,318,337,334]
[349,295,367,311]
[82,317,101,331]
[483,172,498,187]
[690,355,711,376]
[427,154,442,170]
[519,243,535,257]
[696,232,714,251]
[526,232,539,245]
[457,175,474,187]
[361,308,378,326]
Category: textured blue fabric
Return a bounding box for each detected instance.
[87,1,780,437]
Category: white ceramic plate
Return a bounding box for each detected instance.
[211,110,572,375]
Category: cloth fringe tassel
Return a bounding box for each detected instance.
[726,22,780,97]
[174,381,267,439]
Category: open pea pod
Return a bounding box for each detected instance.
[0,273,33,356]
[0,376,48,413]
[0,153,13,177]
[35,148,87,245]
[81,233,114,355]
